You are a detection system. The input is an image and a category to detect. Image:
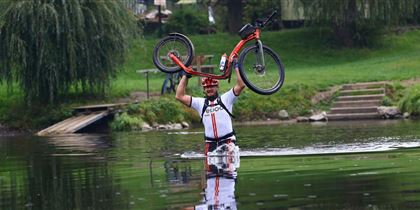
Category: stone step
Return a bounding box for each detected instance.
[327,112,382,121]
[332,100,382,108]
[339,88,385,96]
[337,94,385,102]
[329,106,378,114]
[341,81,386,90]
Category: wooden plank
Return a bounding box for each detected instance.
[63,112,108,133]
[37,111,109,136]
[73,103,127,112]
[55,115,93,133]
[37,116,79,136]
[38,117,81,136]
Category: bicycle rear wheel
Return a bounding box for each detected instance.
[161,72,181,95]
[161,76,173,95]
[153,34,194,73]
[238,45,285,95]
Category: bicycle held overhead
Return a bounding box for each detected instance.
[153,10,285,95]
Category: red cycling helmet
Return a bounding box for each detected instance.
[201,77,219,88]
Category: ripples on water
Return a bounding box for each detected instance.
[182,137,420,159]
[1,120,420,209]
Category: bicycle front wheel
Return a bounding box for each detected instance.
[153,35,194,73]
[238,45,285,95]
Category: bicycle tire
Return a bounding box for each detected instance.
[153,34,194,73]
[238,45,285,95]
[161,76,172,95]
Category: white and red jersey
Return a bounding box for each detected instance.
[191,89,238,139]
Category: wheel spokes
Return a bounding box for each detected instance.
[243,48,280,91]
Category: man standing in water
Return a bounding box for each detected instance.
[175,64,245,155]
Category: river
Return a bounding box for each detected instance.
[1,120,420,209]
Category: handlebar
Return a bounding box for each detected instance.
[263,10,277,26]
[256,10,277,27]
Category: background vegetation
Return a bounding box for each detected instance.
[110,28,420,131]
[1,0,420,131]
[0,0,138,104]
[302,0,420,47]
[399,84,420,116]
[2,27,420,131]
[163,7,210,35]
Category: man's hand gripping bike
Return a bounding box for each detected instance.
[153,10,285,95]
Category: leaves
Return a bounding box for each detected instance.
[0,0,139,104]
[302,0,420,47]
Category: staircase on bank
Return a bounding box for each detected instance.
[327,82,387,121]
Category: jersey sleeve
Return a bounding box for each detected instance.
[221,89,237,112]
[191,97,205,116]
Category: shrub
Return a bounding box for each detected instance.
[381,96,393,106]
[109,84,317,130]
[0,98,72,130]
[235,84,315,120]
[110,112,144,131]
[139,97,186,124]
[164,8,211,35]
[381,83,405,106]
[399,84,420,116]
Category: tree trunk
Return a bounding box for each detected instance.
[333,0,357,47]
[227,0,243,34]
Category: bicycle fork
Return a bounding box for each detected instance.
[256,40,265,66]
[253,40,266,76]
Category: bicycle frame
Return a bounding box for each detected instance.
[169,29,261,80]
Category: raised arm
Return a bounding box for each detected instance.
[175,75,192,106]
[233,64,246,96]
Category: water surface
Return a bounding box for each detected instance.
[1,120,420,209]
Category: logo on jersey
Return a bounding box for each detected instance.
[205,105,224,114]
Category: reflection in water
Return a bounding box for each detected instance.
[0,134,128,210]
[165,160,193,184]
[201,155,239,210]
[45,134,111,155]
[179,155,240,210]
[3,120,420,209]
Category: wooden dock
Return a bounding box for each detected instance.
[37,103,127,136]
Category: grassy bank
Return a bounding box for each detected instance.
[2,28,420,130]
[115,28,420,94]
[110,28,420,130]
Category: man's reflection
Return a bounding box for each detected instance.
[194,154,240,210]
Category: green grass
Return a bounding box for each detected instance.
[2,28,420,129]
[114,28,420,95]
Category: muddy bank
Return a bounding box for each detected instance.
[0,124,29,136]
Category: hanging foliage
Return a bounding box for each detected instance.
[0,0,139,104]
[243,0,282,30]
[302,0,420,47]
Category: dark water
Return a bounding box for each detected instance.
[1,120,420,209]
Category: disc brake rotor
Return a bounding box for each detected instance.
[253,64,266,76]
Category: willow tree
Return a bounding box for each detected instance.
[0,0,138,104]
[302,0,420,47]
